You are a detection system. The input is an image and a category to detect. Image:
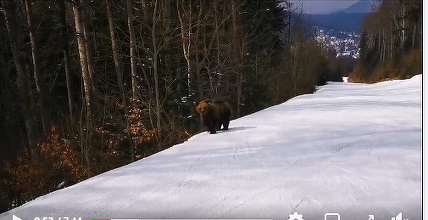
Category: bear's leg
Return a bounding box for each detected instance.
[203,120,214,133]
[209,126,216,134]
[208,120,217,134]
[213,118,221,131]
[216,121,222,130]
[222,120,230,130]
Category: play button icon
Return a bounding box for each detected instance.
[13,215,22,220]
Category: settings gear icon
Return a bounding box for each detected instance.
[288,212,304,220]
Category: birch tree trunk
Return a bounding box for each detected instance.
[194,1,203,97]
[400,2,406,49]
[72,1,92,167]
[127,0,138,101]
[231,0,242,117]
[214,3,221,97]
[152,0,162,138]
[80,0,95,89]
[177,0,192,98]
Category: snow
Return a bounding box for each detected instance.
[0,76,422,220]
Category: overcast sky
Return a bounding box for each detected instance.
[293,0,359,14]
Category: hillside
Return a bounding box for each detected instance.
[309,12,368,32]
[338,0,375,14]
[307,0,375,32]
[0,76,422,220]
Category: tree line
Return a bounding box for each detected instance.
[349,0,422,83]
[0,0,341,211]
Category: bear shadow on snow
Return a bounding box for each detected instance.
[215,126,256,133]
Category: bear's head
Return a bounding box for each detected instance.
[195,101,210,115]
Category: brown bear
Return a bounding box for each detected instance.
[195,99,232,134]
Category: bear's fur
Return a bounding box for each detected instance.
[209,99,232,131]
[195,99,232,134]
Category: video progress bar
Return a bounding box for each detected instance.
[93,219,273,220]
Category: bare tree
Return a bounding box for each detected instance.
[151,0,162,138]
[24,0,48,133]
[72,0,92,166]
[107,0,134,161]
[176,0,193,98]
[127,0,139,101]
[231,0,243,116]
[80,0,95,88]
[59,0,74,124]
[2,0,39,161]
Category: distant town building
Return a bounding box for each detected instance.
[314,26,360,59]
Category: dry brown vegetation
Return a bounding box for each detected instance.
[349,49,422,84]
[0,0,343,210]
[349,0,422,84]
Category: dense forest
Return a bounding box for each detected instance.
[349,0,422,83]
[0,0,343,211]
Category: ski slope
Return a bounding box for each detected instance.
[0,75,422,220]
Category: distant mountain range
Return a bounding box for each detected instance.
[308,12,367,32]
[304,0,378,32]
[338,0,375,14]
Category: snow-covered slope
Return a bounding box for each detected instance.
[1,76,422,220]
